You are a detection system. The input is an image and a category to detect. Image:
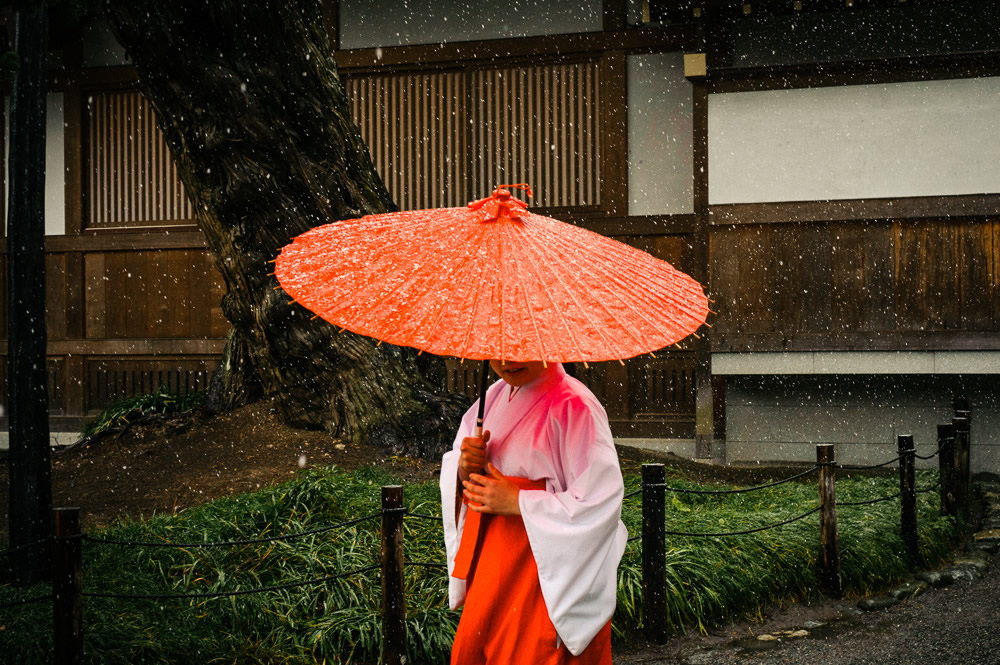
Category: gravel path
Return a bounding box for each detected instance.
[614,482,1000,665]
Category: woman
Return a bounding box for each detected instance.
[440,360,627,664]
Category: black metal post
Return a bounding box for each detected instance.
[816,445,842,598]
[53,507,83,665]
[952,416,970,514]
[641,464,667,643]
[937,423,955,517]
[898,434,918,565]
[380,486,406,665]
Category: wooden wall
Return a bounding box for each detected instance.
[709,217,1000,352]
[1,235,227,423]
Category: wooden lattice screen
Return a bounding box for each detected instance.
[469,61,601,209]
[346,70,468,211]
[345,60,602,210]
[85,90,194,229]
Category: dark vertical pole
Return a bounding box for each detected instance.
[7,0,53,586]
[641,464,667,643]
[952,416,970,514]
[898,434,918,565]
[380,486,406,665]
[53,507,83,665]
[690,57,714,461]
[816,445,841,598]
[937,423,955,517]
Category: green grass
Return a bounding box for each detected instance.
[1,465,960,664]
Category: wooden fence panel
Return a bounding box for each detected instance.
[85,357,214,412]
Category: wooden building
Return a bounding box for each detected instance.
[2,0,998,471]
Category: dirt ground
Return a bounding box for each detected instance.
[0,399,444,536]
[0,401,814,537]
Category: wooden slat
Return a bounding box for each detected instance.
[334,27,695,70]
[345,70,468,210]
[84,90,194,229]
[709,194,1000,226]
[125,251,148,337]
[469,60,601,207]
[84,252,106,339]
[45,253,68,340]
[166,250,192,337]
[83,356,217,413]
[64,252,85,339]
[146,249,171,337]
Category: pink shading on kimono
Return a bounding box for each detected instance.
[441,363,627,659]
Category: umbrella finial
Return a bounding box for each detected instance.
[468,184,532,222]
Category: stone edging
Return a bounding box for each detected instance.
[857,477,1000,612]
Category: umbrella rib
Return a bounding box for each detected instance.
[540,219,706,354]
[508,219,596,360]
[532,220,653,358]
[502,221,550,361]
[370,211,479,353]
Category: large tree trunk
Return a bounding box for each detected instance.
[102,0,459,446]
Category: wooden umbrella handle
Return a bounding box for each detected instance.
[473,358,490,437]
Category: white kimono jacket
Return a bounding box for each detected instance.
[440,363,628,656]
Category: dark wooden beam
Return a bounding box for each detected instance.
[709,194,1000,226]
[707,52,1000,93]
[710,331,1000,353]
[334,27,696,71]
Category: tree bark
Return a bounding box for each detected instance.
[102,0,454,444]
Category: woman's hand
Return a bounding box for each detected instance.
[463,464,521,516]
[458,430,490,482]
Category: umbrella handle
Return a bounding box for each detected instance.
[474,358,490,437]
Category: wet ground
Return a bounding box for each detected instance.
[613,483,1000,665]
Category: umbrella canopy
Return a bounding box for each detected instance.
[275,185,708,363]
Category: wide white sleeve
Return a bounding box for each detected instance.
[517,394,628,656]
[439,402,477,609]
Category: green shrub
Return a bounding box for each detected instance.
[81,387,208,439]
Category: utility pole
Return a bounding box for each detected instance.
[6,1,52,585]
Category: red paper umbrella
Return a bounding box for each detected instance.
[276,185,708,365]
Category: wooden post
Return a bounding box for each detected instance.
[641,464,667,643]
[380,486,406,665]
[952,416,970,514]
[53,507,83,665]
[937,423,955,517]
[897,434,919,565]
[816,445,842,598]
[7,0,53,587]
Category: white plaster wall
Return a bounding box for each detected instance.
[5,93,65,236]
[708,77,1000,204]
[627,52,694,216]
[724,374,1000,474]
[45,93,65,236]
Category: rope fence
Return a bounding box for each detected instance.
[0,405,974,664]
[82,512,381,549]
